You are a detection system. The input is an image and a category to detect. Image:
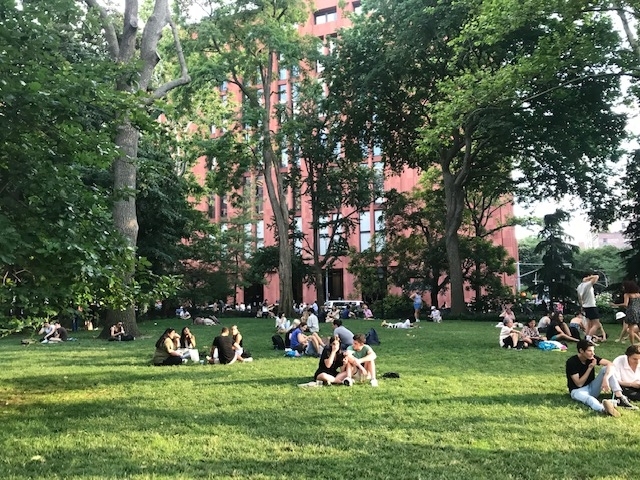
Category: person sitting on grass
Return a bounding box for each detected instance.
[612,344,640,401]
[499,318,523,349]
[306,308,320,333]
[275,313,289,334]
[537,313,551,331]
[39,322,57,343]
[344,333,378,387]
[566,339,637,417]
[180,326,196,349]
[381,319,413,329]
[313,335,351,385]
[568,311,586,340]
[332,319,354,350]
[363,305,374,319]
[430,306,442,323]
[207,327,237,365]
[340,305,355,320]
[520,318,544,348]
[108,322,134,341]
[231,325,253,362]
[289,321,325,357]
[152,328,185,366]
[546,312,578,344]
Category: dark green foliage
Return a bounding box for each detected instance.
[0,0,136,326]
[534,210,579,302]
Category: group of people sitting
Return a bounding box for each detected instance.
[566,340,640,417]
[498,311,600,350]
[296,320,378,387]
[39,322,68,343]
[151,325,252,366]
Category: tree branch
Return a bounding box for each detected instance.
[150,16,192,99]
[83,0,119,59]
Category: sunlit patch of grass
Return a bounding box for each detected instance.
[1,317,639,479]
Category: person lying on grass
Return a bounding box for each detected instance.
[344,333,378,387]
[381,319,413,329]
[566,339,637,417]
[152,328,185,366]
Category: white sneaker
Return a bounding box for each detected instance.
[370,379,379,387]
[243,357,253,362]
[343,377,354,387]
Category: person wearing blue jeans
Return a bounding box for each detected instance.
[566,339,637,417]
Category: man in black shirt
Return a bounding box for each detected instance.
[566,339,636,416]
[208,327,237,365]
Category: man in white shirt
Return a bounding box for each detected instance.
[430,306,442,323]
[306,308,320,333]
[577,274,607,341]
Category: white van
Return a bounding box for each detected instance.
[323,300,364,312]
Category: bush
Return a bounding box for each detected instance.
[381,294,413,320]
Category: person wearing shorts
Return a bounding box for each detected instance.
[577,274,607,341]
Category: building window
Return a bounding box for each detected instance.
[219,195,228,219]
[292,83,300,113]
[294,216,303,252]
[221,95,227,105]
[373,161,384,204]
[314,7,337,24]
[316,40,325,73]
[359,211,371,251]
[220,80,228,92]
[353,1,362,15]
[257,220,264,249]
[373,144,382,157]
[281,140,289,167]
[256,178,264,215]
[291,65,300,78]
[374,210,385,249]
[207,196,215,219]
[278,85,288,104]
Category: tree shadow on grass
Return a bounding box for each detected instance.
[3,396,638,480]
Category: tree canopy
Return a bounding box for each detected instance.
[327,0,626,313]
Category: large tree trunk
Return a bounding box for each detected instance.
[101,121,141,338]
[443,169,466,315]
[87,0,189,338]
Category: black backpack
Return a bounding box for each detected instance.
[365,328,380,346]
[272,334,286,350]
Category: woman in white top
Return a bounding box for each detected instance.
[612,344,640,401]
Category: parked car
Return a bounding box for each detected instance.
[323,300,364,312]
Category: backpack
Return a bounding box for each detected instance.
[365,328,380,346]
[272,334,286,350]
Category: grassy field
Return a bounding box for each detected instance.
[1,317,639,479]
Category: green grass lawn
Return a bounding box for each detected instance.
[1,317,639,479]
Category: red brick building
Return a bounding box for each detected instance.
[192,0,518,308]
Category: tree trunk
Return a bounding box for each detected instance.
[442,169,466,315]
[101,120,141,338]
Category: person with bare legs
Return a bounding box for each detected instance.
[410,291,423,322]
[612,280,640,346]
[546,312,579,344]
[577,273,607,342]
[499,318,522,349]
[344,333,378,387]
